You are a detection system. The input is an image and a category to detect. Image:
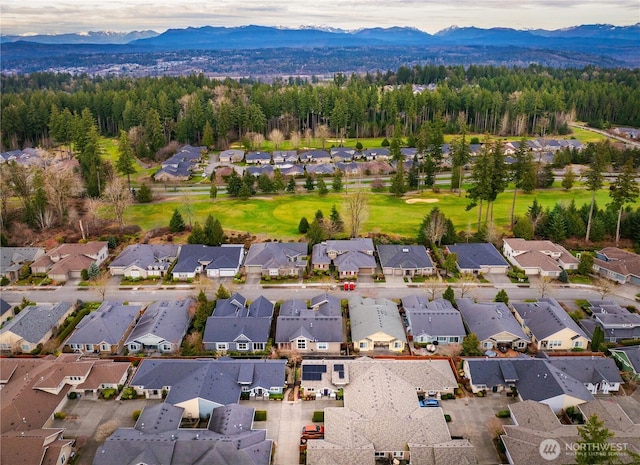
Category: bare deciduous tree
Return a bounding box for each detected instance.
[268,128,285,150]
[44,167,82,224]
[537,276,553,298]
[424,275,440,301]
[594,278,613,300]
[92,272,110,302]
[100,176,133,229]
[304,128,313,148]
[425,209,448,245]
[290,131,301,149]
[344,190,368,238]
[314,124,330,150]
[250,132,265,150]
[458,273,476,298]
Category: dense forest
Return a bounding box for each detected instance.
[2,64,639,152]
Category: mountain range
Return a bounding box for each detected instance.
[2,24,638,48]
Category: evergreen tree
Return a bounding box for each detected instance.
[512,216,535,240]
[238,183,253,200]
[202,121,215,148]
[591,326,604,352]
[306,220,326,245]
[87,262,100,280]
[315,209,324,221]
[116,130,136,190]
[317,177,328,195]
[272,169,286,193]
[209,184,218,200]
[332,171,343,192]
[495,289,509,305]
[561,165,576,190]
[286,176,296,193]
[257,173,274,193]
[188,222,206,244]
[575,415,616,465]
[329,205,344,233]
[585,149,606,242]
[389,125,407,196]
[226,170,243,197]
[216,284,231,299]
[461,333,482,356]
[609,159,640,247]
[136,183,153,203]
[204,214,224,246]
[578,253,594,276]
[298,217,310,234]
[443,286,456,307]
[304,174,315,191]
[169,209,185,232]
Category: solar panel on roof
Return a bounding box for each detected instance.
[302,372,323,381]
[334,364,344,371]
[338,371,344,379]
[303,365,327,373]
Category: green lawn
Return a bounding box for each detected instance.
[124,186,634,240]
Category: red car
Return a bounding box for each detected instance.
[301,424,325,439]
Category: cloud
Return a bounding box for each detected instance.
[1,0,637,35]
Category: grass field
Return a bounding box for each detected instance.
[124,186,635,240]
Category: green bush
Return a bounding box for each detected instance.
[120,387,137,400]
[101,388,117,400]
[132,410,142,421]
[619,339,640,346]
[444,414,452,422]
[476,391,484,397]
[254,410,267,421]
[54,411,66,420]
[269,393,284,400]
[312,411,324,422]
[496,410,511,418]
[67,392,78,400]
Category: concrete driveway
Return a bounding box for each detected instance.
[440,394,517,464]
[244,397,342,465]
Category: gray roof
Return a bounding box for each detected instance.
[109,244,180,271]
[305,164,334,175]
[0,247,44,274]
[457,298,529,343]
[0,299,11,317]
[512,297,589,341]
[465,357,593,403]
[276,294,343,343]
[130,359,286,407]
[203,295,274,345]
[126,299,193,346]
[67,301,141,345]
[446,243,509,270]
[312,239,376,272]
[404,297,466,339]
[173,244,243,274]
[94,403,272,465]
[377,244,434,270]
[349,296,406,343]
[589,299,640,330]
[546,355,623,385]
[244,242,308,269]
[299,149,330,160]
[246,151,271,162]
[0,302,72,344]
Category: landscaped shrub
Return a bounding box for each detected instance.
[496,410,511,418]
[312,411,324,422]
[53,412,66,420]
[101,388,117,400]
[444,414,452,422]
[67,392,78,400]
[132,410,142,421]
[269,393,284,400]
[120,387,137,400]
[254,410,267,421]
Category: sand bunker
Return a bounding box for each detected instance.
[405,198,439,204]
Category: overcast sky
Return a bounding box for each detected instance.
[1,0,638,35]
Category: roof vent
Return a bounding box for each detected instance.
[402,248,409,253]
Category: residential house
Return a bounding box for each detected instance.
[512,298,590,351]
[330,147,356,162]
[154,145,204,182]
[0,299,12,325]
[172,244,244,280]
[245,151,272,164]
[272,150,298,164]
[275,293,343,354]
[592,247,640,285]
[109,244,180,278]
[463,357,593,413]
[305,163,334,176]
[612,127,640,139]
[125,299,194,354]
[1,429,75,465]
[401,147,417,159]
[361,148,390,161]
[334,161,361,176]
[94,403,273,465]
[243,241,308,278]
[349,296,407,352]
[446,243,510,274]
[312,238,376,279]
[129,358,286,415]
[457,298,530,351]
[203,294,274,353]
[218,149,244,163]
[503,238,579,277]
[0,302,74,353]
[502,399,640,464]
[299,149,331,164]
[0,247,45,281]
[31,242,108,282]
[402,296,466,345]
[1,355,130,434]
[65,301,142,354]
[306,358,473,465]
[246,164,274,177]
[545,354,622,394]
[154,163,192,182]
[609,346,640,380]
[377,244,435,277]
[278,163,304,177]
[580,299,640,342]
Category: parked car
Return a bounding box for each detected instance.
[498,345,508,353]
[484,350,498,358]
[301,424,325,439]
[419,399,439,407]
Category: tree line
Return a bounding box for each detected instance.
[2,64,639,151]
